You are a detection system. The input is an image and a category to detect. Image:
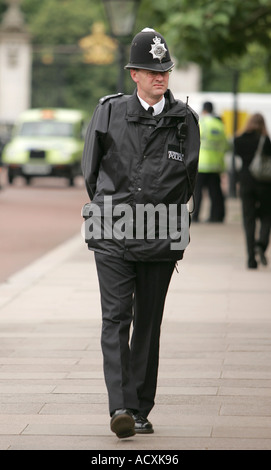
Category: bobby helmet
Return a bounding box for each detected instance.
[125,28,174,72]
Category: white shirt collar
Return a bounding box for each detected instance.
[137,93,165,116]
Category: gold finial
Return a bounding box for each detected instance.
[79,23,117,65]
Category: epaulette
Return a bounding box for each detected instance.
[99,93,124,105]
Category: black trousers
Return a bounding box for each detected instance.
[193,172,225,222]
[240,183,271,261]
[94,252,175,418]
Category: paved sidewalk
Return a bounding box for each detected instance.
[0,198,271,450]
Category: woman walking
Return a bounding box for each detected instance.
[234,113,271,268]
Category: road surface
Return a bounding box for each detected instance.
[0,171,88,283]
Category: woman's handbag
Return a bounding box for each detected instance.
[249,135,271,182]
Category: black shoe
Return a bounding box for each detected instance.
[132,413,154,434]
[110,409,135,439]
[248,258,258,269]
[257,246,268,266]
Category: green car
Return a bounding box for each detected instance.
[2,108,88,186]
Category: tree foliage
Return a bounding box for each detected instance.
[138,0,271,66]
[1,0,271,110]
[22,0,103,45]
[137,0,271,91]
[0,0,121,113]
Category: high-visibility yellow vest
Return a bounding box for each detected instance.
[198,115,228,173]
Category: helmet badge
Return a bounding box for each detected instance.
[149,36,167,63]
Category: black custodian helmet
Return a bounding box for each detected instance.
[125,28,174,72]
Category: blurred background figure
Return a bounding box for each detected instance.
[192,101,228,223]
[234,113,271,269]
[0,132,3,190]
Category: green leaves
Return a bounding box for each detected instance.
[1,0,271,104]
[22,0,102,45]
[138,0,271,67]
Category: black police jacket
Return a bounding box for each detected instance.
[82,89,200,261]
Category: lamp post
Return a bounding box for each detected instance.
[229,69,240,198]
[102,0,141,93]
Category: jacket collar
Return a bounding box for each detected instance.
[126,89,187,122]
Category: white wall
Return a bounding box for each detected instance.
[170,62,201,94]
[174,91,271,137]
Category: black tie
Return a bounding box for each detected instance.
[147,106,154,115]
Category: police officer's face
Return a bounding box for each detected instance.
[130,69,170,105]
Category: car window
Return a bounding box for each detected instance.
[18,121,74,138]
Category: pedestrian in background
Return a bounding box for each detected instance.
[192,101,228,223]
[82,28,200,439]
[234,113,271,269]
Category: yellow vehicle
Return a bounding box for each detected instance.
[2,108,88,186]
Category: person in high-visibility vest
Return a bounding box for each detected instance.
[192,102,228,223]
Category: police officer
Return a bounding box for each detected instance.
[82,28,200,439]
[193,102,228,223]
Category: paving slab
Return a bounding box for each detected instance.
[0,198,271,451]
